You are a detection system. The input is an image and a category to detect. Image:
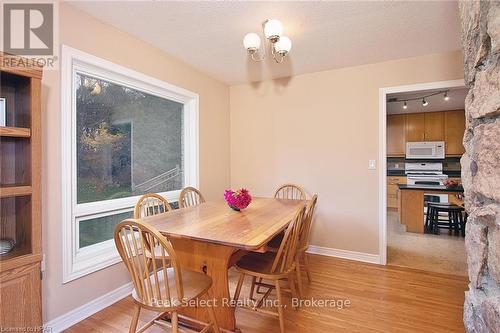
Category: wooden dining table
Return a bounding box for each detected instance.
[144,196,306,332]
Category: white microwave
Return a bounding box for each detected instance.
[406,141,445,159]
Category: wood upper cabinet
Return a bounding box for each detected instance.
[424,112,444,141]
[387,110,465,157]
[444,110,466,156]
[406,112,444,142]
[387,114,406,156]
[405,113,425,142]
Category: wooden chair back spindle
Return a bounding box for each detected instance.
[299,194,318,251]
[274,184,306,200]
[114,219,183,308]
[179,187,206,208]
[271,206,306,274]
[134,193,173,219]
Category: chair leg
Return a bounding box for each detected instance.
[275,280,286,333]
[205,291,220,333]
[426,206,434,232]
[171,311,179,333]
[234,273,245,302]
[129,304,141,333]
[256,277,264,294]
[453,211,460,234]
[249,276,257,300]
[425,206,431,230]
[303,253,312,282]
[462,212,468,237]
[432,207,440,234]
[288,274,299,310]
[295,257,304,299]
[447,211,454,234]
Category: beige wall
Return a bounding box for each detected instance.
[229,51,464,254]
[41,3,230,322]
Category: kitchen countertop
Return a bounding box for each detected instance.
[398,184,464,192]
[387,170,406,176]
[387,171,462,177]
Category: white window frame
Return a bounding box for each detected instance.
[61,45,199,283]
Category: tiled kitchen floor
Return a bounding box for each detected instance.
[387,210,467,276]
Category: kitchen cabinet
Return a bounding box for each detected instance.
[444,110,466,156]
[387,114,406,156]
[406,112,444,142]
[405,113,425,142]
[387,110,465,157]
[424,112,444,141]
[0,263,42,329]
[387,176,406,209]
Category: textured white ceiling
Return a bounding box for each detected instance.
[69,1,462,84]
[387,87,467,115]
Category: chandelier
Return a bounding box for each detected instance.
[243,19,292,64]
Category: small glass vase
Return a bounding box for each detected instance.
[229,205,241,211]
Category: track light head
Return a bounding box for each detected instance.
[422,98,428,107]
[444,91,450,101]
[403,101,408,109]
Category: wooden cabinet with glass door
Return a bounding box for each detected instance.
[0,52,43,330]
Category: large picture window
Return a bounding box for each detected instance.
[61,46,198,282]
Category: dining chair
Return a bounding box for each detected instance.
[233,205,306,333]
[114,219,220,333]
[179,187,206,208]
[134,193,173,262]
[292,194,318,296]
[253,195,317,299]
[134,193,173,218]
[274,183,307,200]
[253,184,306,296]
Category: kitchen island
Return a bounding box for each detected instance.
[398,184,464,233]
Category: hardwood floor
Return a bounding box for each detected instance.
[64,255,467,333]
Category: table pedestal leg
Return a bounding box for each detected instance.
[170,238,238,332]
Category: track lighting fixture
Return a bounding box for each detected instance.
[390,89,451,109]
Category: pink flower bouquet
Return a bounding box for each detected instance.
[224,188,252,211]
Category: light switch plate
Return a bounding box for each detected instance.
[368,160,376,170]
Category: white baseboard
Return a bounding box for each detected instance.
[45,282,133,332]
[306,245,381,265]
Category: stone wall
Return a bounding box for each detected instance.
[459,1,500,332]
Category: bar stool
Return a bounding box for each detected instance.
[426,203,466,236]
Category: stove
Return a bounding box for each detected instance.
[405,162,448,185]
[405,162,449,208]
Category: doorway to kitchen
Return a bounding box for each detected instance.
[379,80,468,276]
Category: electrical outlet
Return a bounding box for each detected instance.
[368,160,376,170]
